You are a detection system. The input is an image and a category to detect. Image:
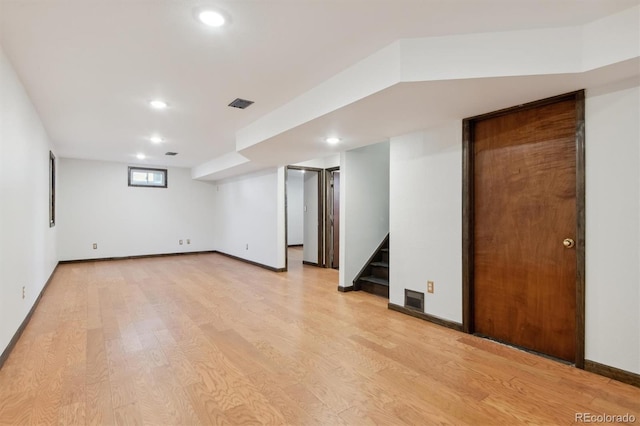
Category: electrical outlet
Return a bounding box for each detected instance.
[187,239,190,245]
[427,281,434,294]
[92,243,97,249]
[179,240,183,245]
[245,243,249,250]
[22,286,25,299]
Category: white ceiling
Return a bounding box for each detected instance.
[1,0,638,173]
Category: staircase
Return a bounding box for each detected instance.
[353,234,389,298]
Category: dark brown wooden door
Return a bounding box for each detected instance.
[332,171,340,269]
[473,98,577,362]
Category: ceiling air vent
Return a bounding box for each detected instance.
[228,98,254,109]
[165,152,178,156]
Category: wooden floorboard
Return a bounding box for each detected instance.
[0,247,638,425]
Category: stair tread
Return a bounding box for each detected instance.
[360,276,389,286]
[370,261,389,268]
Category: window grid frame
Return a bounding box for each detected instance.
[128,166,168,189]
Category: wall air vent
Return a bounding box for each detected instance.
[228,98,254,109]
[165,152,178,156]
[405,289,425,312]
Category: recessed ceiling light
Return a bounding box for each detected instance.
[149,136,163,144]
[198,10,226,27]
[326,137,341,145]
[136,153,146,160]
[149,100,168,109]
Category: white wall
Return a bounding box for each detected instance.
[388,83,640,374]
[58,159,216,260]
[286,170,304,245]
[303,171,319,264]
[0,47,58,355]
[585,78,640,374]
[389,122,462,322]
[215,168,285,269]
[339,141,390,288]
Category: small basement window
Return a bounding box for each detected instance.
[128,167,167,188]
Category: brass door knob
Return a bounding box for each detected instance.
[563,238,575,249]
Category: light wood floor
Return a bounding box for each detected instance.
[1,248,638,425]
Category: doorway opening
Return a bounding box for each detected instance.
[326,167,340,270]
[286,166,323,267]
